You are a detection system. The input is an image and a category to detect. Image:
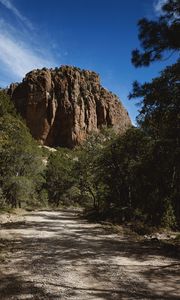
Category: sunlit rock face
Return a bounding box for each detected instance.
[8,65,131,148]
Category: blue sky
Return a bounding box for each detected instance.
[0,0,175,123]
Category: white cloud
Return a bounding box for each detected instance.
[0,32,56,80]
[0,0,56,85]
[0,1,59,84]
[0,16,57,83]
[153,0,167,15]
[0,0,33,29]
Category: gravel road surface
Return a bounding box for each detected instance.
[0,210,179,300]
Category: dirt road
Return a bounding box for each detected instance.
[0,210,179,300]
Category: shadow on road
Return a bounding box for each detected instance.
[0,211,180,300]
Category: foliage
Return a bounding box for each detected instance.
[4,176,36,208]
[127,0,180,227]
[0,92,45,209]
[98,128,179,226]
[129,61,180,139]
[73,129,116,210]
[45,128,116,209]
[131,0,180,67]
[97,128,149,220]
[0,188,6,208]
[0,90,17,117]
[46,148,75,207]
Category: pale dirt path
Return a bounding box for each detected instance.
[0,210,179,300]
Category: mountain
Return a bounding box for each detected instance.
[8,65,131,148]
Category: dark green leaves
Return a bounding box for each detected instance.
[131,0,180,67]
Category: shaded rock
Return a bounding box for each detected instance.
[8,66,131,148]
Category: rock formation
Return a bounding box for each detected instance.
[8,66,131,148]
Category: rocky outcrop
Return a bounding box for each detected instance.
[8,66,131,148]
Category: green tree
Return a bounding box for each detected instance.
[99,128,149,221]
[129,62,180,140]
[0,93,45,208]
[129,0,180,227]
[74,129,116,211]
[0,90,16,117]
[46,148,75,207]
[132,0,180,67]
[4,176,36,208]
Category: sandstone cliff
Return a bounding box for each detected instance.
[8,66,131,148]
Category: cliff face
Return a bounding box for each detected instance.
[8,66,131,148]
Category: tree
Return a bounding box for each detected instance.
[129,61,180,140]
[132,0,180,67]
[46,148,75,207]
[4,176,36,208]
[98,128,149,221]
[0,90,16,117]
[73,129,116,211]
[0,92,45,208]
[129,0,180,227]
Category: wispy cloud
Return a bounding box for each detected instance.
[0,31,56,79]
[0,1,58,85]
[153,0,167,15]
[0,0,33,29]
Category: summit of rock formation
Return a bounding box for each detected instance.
[8,65,131,148]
